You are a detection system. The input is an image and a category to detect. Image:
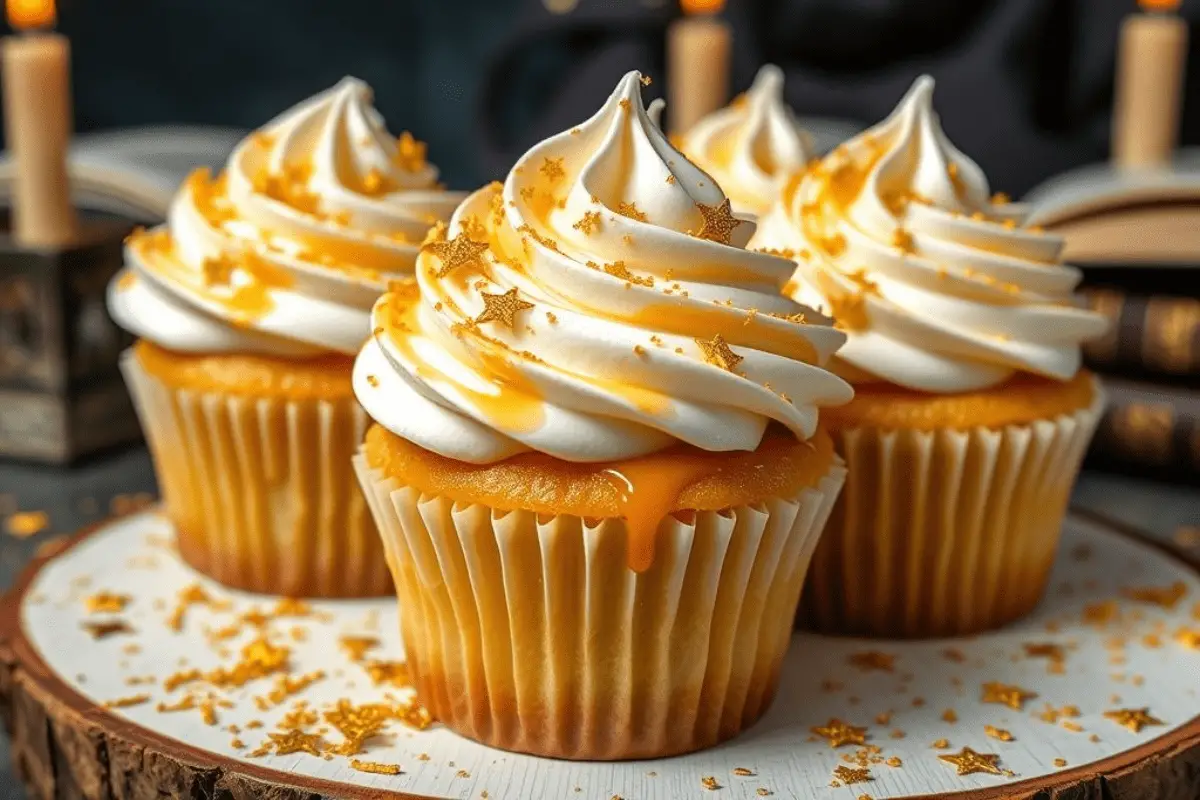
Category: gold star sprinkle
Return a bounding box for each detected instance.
[848,651,895,672]
[540,157,566,183]
[695,334,743,373]
[938,747,1003,776]
[476,287,534,329]
[1121,581,1188,609]
[616,201,648,222]
[981,681,1037,710]
[832,765,872,785]
[984,726,1014,742]
[695,198,743,244]
[84,592,130,614]
[573,210,602,235]
[424,233,489,279]
[811,718,868,748]
[1104,708,1164,733]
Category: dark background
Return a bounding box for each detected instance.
[3,0,1200,198]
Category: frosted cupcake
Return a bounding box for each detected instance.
[107,77,464,597]
[353,72,853,759]
[679,65,814,216]
[752,76,1109,638]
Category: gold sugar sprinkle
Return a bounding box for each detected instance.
[732,767,756,776]
[1062,721,1084,732]
[350,759,402,776]
[84,592,131,614]
[338,636,380,663]
[1054,758,1067,768]
[104,694,151,709]
[886,757,902,768]
[932,738,950,749]
[941,709,957,723]
[82,620,134,639]
[1122,581,1188,609]
[231,738,245,749]
[5,510,48,538]
[985,725,1013,741]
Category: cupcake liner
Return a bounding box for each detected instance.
[354,451,845,760]
[121,349,391,598]
[798,381,1105,638]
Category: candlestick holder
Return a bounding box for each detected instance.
[0,213,139,463]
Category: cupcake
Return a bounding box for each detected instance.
[752,76,1110,638]
[353,71,853,759]
[679,64,814,217]
[107,77,465,597]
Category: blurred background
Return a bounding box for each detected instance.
[0,0,1196,195]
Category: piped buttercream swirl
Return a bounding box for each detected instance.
[751,76,1108,393]
[108,77,465,356]
[355,71,852,464]
[681,65,814,216]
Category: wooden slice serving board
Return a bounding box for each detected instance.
[1,509,1199,800]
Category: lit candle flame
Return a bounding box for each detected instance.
[6,0,56,30]
[1138,0,1180,11]
[681,0,725,15]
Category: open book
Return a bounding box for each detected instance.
[0,125,245,222]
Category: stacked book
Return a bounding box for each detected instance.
[1029,162,1200,481]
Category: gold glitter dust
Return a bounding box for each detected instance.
[249,730,327,758]
[832,765,872,785]
[1122,581,1188,609]
[981,681,1037,710]
[539,157,566,183]
[339,636,380,663]
[1104,707,1164,732]
[941,709,958,723]
[475,288,534,329]
[932,738,950,749]
[104,694,151,709]
[848,651,895,672]
[84,592,131,614]
[701,776,721,790]
[695,198,743,244]
[811,718,868,748]
[938,747,1003,776]
[82,620,134,639]
[573,210,602,235]
[984,726,1014,741]
[424,233,489,279]
[696,334,744,372]
[616,201,648,222]
[4,510,48,538]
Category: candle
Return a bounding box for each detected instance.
[1112,0,1189,169]
[666,0,731,137]
[2,0,78,247]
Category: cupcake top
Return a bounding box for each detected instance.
[354,71,853,465]
[752,76,1109,393]
[108,77,465,357]
[679,65,814,217]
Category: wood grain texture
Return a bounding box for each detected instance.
[1,510,1199,800]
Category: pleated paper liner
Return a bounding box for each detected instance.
[355,453,846,760]
[799,382,1105,639]
[121,349,391,598]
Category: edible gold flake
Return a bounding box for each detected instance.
[424,233,489,279]
[938,747,1003,776]
[981,681,1036,710]
[351,759,402,775]
[1062,721,1084,732]
[811,718,868,748]
[666,174,676,185]
[82,620,134,639]
[732,767,755,776]
[167,583,226,632]
[540,157,566,183]
[1054,758,1067,767]
[891,228,915,253]
[941,709,958,723]
[616,201,648,222]
[832,765,872,785]
[104,694,150,709]
[456,769,472,778]
[932,739,950,749]
[476,288,534,329]
[694,199,743,244]
[393,132,428,172]
[1103,707,1164,732]
[249,730,327,758]
[757,790,772,797]
[848,651,895,672]
[885,757,902,768]
[1175,628,1200,649]
[701,776,721,790]
[984,725,1013,741]
[366,375,379,388]
[5,510,48,538]
[640,75,652,86]
[1122,581,1188,609]
[339,635,380,663]
[696,334,743,372]
[1083,600,1120,626]
[84,592,130,614]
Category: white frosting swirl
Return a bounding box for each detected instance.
[751,76,1109,393]
[355,71,852,464]
[108,77,465,356]
[681,65,814,216]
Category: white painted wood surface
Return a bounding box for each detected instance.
[19,511,1200,799]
